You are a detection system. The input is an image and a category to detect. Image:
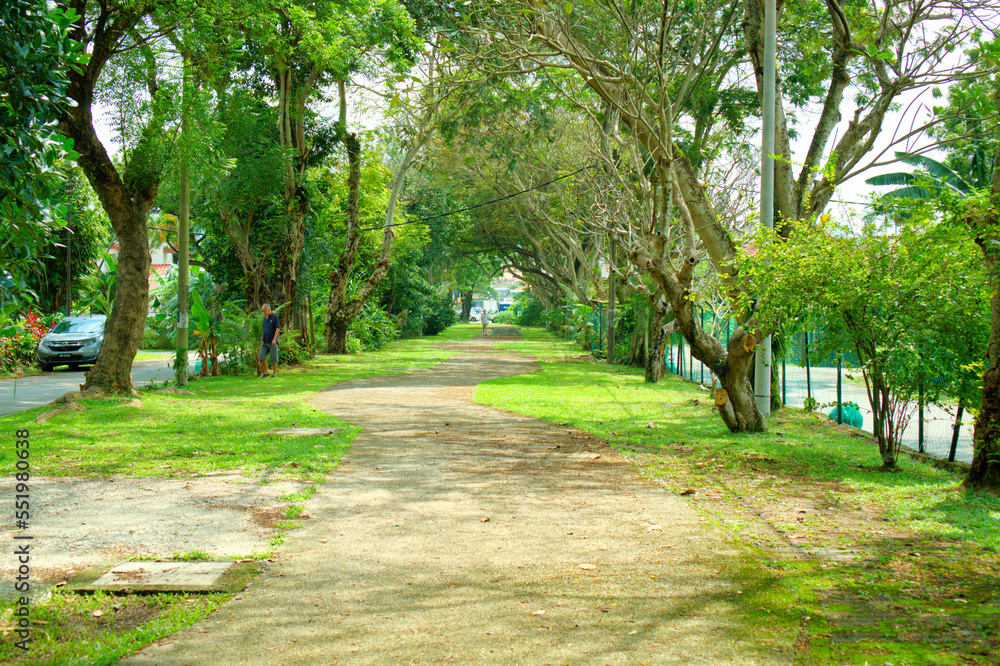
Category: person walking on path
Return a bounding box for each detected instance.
[258,303,280,378]
[481,308,489,336]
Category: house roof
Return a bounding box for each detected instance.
[149,264,172,289]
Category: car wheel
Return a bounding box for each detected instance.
[39,363,53,372]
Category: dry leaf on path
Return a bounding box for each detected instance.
[92,610,104,618]
[532,609,546,616]
[679,489,696,496]
[578,563,597,570]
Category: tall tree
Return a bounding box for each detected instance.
[1,0,85,306]
[464,0,996,432]
[232,0,417,343]
[57,0,187,394]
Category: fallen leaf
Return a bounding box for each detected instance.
[532,609,546,616]
[645,422,657,428]
[92,610,104,618]
[481,517,491,523]
[646,524,663,531]
[578,563,597,571]
[679,489,696,496]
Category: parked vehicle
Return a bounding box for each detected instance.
[36,315,107,371]
[469,307,483,322]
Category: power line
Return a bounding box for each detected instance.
[149,164,599,237]
[338,163,599,235]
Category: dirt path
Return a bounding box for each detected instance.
[125,337,789,664]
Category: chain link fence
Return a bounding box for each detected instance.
[666,315,973,464]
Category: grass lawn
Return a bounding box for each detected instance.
[2,323,997,664]
[480,327,1000,665]
[0,335,458,665]
[1,338,456,480]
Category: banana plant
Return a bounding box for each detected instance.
[865,152,973,201]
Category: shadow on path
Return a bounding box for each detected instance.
[125,341,790,665]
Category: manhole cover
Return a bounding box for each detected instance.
[94,562,231,587]
[67,560,261,593]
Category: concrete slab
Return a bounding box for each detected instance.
[67,560,261,594]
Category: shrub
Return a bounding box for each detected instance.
[422,292,457,336]
[349,303,399,351]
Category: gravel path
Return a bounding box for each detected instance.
[124,338,790,664]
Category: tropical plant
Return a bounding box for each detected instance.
[865,152,973,201]
[739,217,988,468]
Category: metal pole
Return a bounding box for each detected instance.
[607,239,615,365]
[836,357,843,424]
[949,402,964,463]
[805,332,812,401]
[753,0,776,416]
[918,382,924,454]
[782,358,786,406]
[176,55,190,386]
[65,178,72,317]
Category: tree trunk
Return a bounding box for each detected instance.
[460,291,473,322]
[81,202,151,395]
[59,2,158,396]
[325,132,364,353]
[324,129,394,354]
[968,245,1000,487]
[645,313,671,383]
[327,316,350,355]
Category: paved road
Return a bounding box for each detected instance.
[0,353,198,418]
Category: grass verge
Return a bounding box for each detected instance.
[1,338,455,480]
[0,591,229,665]
[479,328,1000,665]
[0,335,457,664]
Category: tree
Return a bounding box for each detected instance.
[866,152,973,201]
[323,30,471,353]
[226,0,418,346]
[868,36,1000,486]
[461,0,996,432]
[57,1,193,394]
[740,218,988,468]
[1,0,85,306]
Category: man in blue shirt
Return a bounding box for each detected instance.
[258,303,280,378]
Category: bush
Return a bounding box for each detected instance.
[492,292,547,327]
[349,302,399,351]
[422,292,457,336]
[492,308,518,324]
[0,312,60,373]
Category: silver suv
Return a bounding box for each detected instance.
[36,315,107,371]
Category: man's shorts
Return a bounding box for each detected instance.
[258,342,279,363]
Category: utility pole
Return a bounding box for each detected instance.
[65,176,72,317]
[176,56,190,386]
[607,235,615,365]
[753,0,776,416]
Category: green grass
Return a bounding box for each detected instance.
[477,327,1000,664]
[1,338,455,480]
[0,591,229,665]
